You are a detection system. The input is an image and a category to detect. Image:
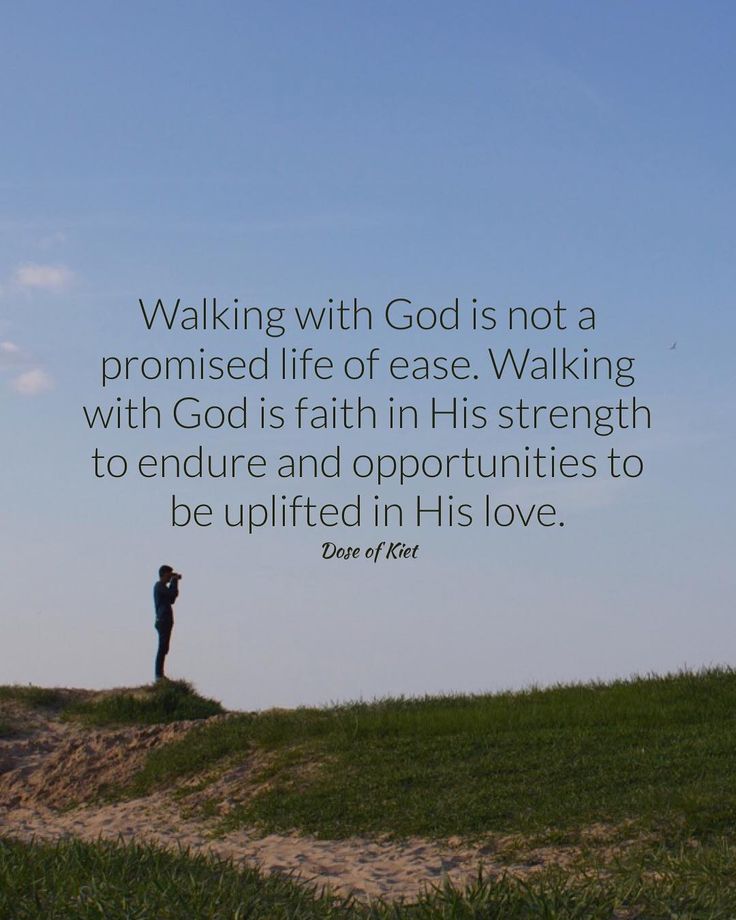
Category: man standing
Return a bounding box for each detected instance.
[153,565,181,681]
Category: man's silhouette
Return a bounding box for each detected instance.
[153,565,181,681]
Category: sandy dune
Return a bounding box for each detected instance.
[0,697,574,901]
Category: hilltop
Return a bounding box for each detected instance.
[2,670,736,916]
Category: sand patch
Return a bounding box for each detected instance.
[0,706,211,809]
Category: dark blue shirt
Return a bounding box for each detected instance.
[154,579,179,625]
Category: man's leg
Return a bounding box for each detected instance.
[155,621,173,680]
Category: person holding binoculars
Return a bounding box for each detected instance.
[153,565,182,682]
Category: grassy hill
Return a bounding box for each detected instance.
[124,667,736,845]
[2,668,736,917]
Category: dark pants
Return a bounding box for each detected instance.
[155,619,173,679]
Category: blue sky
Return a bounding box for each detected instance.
[1,2,734,709]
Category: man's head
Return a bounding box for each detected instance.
[159,564,174,581]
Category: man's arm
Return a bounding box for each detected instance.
[166,577,179,604]
[155,580,179,607]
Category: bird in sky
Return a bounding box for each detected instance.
[669,341,677,350]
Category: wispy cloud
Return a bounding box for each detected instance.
[12,368,54,396]
[0,340,24,367]
[0,342,54,396]
[0,257,69,393]
[13,262,74,290]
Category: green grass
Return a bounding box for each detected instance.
[125,667,736,843]
[62,680,224,725]
[3,835,736,919]
[0,680,222,730]
[0,685,65,708]
[0,837,353,919]
[6,669,736,915]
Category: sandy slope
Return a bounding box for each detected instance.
[0,695,574,901]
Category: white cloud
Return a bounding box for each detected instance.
[12,368,54,395]
[13,263,74,290]
[0,340,24,367]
